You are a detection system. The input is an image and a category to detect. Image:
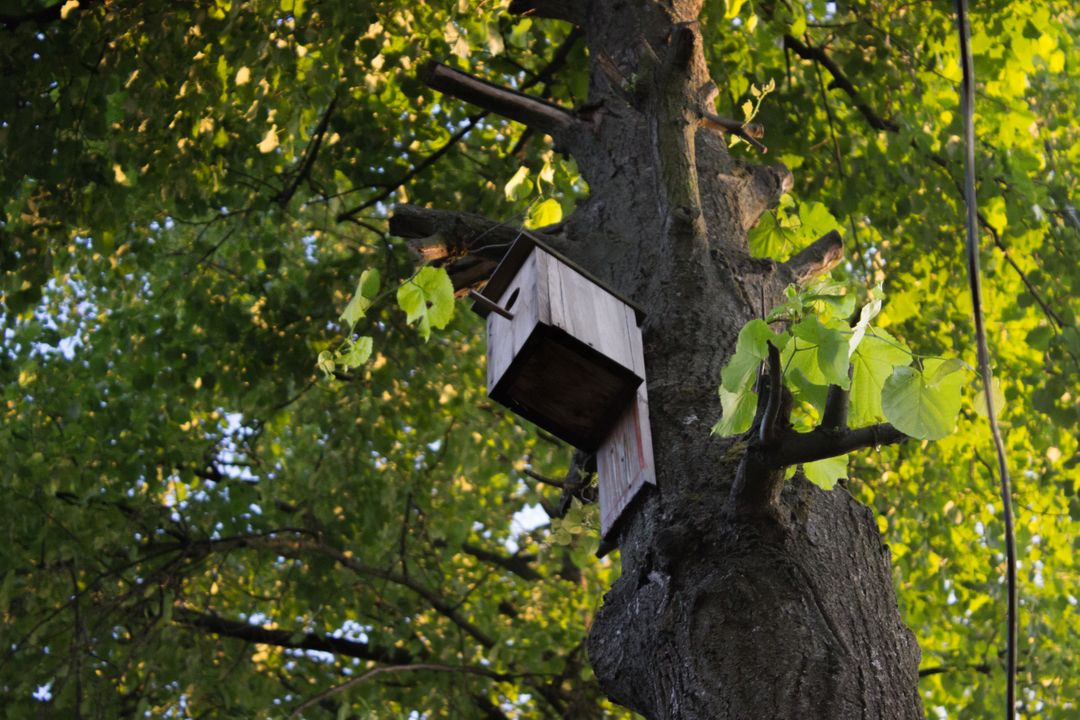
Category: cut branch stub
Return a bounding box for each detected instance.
[784,229,844,283]
[700,111,767,153]
[421,62,579,139]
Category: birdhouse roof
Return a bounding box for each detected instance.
[472,233,646,324]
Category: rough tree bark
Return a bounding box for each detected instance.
[394,1,924,717]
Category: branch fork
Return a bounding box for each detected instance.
[727,311,910,519]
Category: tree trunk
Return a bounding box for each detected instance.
[403,1,924,717]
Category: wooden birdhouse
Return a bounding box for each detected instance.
[472,235,646,450]
[472,235,657,539]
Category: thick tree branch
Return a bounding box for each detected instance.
[783,229,844,282]
[645,24,709,245]
[390,205,564,292]
[421,62,578,137]
[174,607,413,664]
[783,35,899,133]
[507,0,585,25]
[773,423,908,467]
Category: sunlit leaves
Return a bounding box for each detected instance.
[803,454,848,491]
[749,194,841,260]
[882,359,966,440]
[713,320,788,436]
[525,197,562,229]
[396,266,455,341]
[504,165,532,202]
[713,385,758,436]
[850,330,911,426]
[257,126,279,153]
[720,319,783,392]
[714,284,965,444]
[340,268,381,329]
[791,315,851,389]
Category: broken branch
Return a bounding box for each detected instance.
[783,229,844,283]
[700,111,767,153]
[820,383,850,431]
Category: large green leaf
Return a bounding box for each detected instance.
[396,267,455,341]
[713,385,758,436]
[850,329,911,426]
[881,360,966,440]
[790,315,851,389]
[803,454,848,490]
[340,268,381,329]
[720,319,788,393]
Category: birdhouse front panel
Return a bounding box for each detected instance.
[482,243,645,451]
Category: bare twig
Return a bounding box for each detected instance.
[289,663,524,718]
[783,34,899,132]
[274,94,338,207]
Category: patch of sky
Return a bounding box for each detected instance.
[302,234,318,262]
[505,502,549,554]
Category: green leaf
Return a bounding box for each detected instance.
[340,268,381,329]
[712,385,757,436]
[791,315,850,388]
[725,0,747,19]
[337,336,373,369]
[504,166,531,202]
[316,350,335,378]
[850,330,911,426]
[525,198,562,229]
[798,201,840,239]
[803,454,848,490]
[397,267,455,341]
[881,360,965,440]
[721,319,788,392]
[974,377,1006,418]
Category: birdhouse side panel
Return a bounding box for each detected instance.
[538,252,643,377]
[486,251,541,391]
[598,384,657,538]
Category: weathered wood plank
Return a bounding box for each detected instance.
[598,384,656,538]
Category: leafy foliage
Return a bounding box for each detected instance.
[0,0,1076,717]
[713,282,970,442]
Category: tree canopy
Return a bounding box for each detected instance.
[1,0,1077,717]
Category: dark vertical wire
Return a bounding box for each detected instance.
[954,1,1018,716]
